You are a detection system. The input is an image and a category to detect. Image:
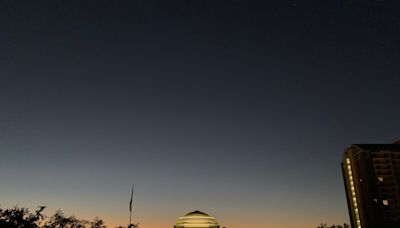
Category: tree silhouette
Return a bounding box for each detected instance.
[317,223,350,228]
[128,222,139,228]
[45,209,87,228]
[90,217,106,228]
[0,205,143,228]
[0,206,46,228]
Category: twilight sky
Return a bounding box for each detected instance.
[1,1,399,228]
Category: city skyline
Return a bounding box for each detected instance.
[1,1,400,228]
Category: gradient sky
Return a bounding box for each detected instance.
[1,1,400,228]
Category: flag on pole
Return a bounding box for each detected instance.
[129,184,134,212]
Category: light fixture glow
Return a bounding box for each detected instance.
[346,158,362,228]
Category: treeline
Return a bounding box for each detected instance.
[1,205,349,228]
[317,223,350,228]
[0,205,138,228]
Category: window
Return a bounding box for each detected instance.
[378,177,384,182]
[383,200,389,206]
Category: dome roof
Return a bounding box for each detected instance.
[175,211,219,228]
[184,211,210,217]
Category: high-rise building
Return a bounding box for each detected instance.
[342,140,400,228]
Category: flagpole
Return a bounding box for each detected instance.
[129,184,134,227]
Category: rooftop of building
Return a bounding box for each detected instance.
[175,210,219,227]
[351,142,400,151]
[184,211,211,217]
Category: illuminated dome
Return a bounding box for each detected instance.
[174,211,219,228]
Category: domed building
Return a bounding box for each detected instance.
[174,211,220,228]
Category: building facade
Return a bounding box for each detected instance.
[174,211,219,228]
[342,141,400,228]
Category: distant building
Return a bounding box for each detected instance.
[342,140,400,228]
[174,211,219,228]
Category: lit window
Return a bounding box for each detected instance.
[378,177,384,182]
[346,157,361,228]
[383,200,389,205]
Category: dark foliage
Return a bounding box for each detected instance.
[317,223,350,228]
[0,205,129,228]
[0,206,45,228]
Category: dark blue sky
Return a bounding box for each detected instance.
[1,1,399,227]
